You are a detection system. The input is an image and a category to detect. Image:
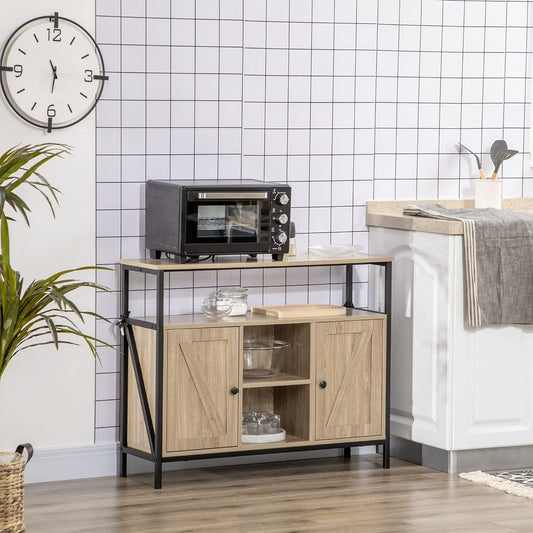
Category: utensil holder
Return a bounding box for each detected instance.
[474,180,501,209]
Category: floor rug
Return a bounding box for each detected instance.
[459,470,533,500]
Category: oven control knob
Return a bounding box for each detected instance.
[274,213,288,225]
[274,231,288,245]
[275,193,289,206]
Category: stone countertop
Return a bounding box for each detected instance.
[366,198,533,235]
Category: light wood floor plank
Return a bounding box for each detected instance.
[24,455,533,532]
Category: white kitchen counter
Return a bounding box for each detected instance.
[366,197,533,234]
[367,198,533,473]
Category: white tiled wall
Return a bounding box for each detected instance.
[94,0,533,442]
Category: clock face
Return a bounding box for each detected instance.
[0,14,107,131]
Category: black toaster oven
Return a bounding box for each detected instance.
[145,180,291,262]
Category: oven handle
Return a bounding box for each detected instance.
[195,191,269,200]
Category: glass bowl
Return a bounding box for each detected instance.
[201,297,233,319]
[243,339,292,379]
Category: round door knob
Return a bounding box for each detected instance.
[230,386,239,395]
[274,231,288,245]
[319,381,327,389]
[275,192,289,206]
[274,213,288,225]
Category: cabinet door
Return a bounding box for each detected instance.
[316,320,384,441]
[165,327,239,453]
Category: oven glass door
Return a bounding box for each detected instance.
[185,196,271,249]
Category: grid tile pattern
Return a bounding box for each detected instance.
[94,0,533,442]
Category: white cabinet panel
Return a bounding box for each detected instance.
[370,226,533,452]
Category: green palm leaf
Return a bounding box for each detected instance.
[0,258,111,380]
[0,144,112,381]
[0,143,68,226]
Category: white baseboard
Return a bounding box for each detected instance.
[24,443,119,484]
[24,443,377,484]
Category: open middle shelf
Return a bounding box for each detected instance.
[243,374,312,388]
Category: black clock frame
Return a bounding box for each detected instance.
[0,12,108,132]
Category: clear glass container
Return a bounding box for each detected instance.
[242,412,281,435]
[242,412,259,435]
[258,413,280,432]
[216,286,248,316]
[200,297,233,319]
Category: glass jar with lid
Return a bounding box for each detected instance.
[216,286,248,316]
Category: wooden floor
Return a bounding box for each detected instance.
[25,455,533,532]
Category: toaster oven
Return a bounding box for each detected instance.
[145,180,291,262]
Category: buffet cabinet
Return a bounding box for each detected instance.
[119,254,392,488]
[127,314,385,457]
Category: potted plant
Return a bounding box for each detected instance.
[0,144,109,533]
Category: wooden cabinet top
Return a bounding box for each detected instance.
[120,252,393,272]
[131,308,386,329]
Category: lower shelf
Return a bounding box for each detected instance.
[240,433,305,449]
[158,434,387,459]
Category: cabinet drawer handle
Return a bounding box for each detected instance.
[319,381,327,389]
[230,386,239,395]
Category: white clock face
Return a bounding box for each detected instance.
[0,14,107,131]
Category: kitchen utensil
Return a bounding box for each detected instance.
[243,339,292,379]
[489,140,507,179]
[490,140,507,165]
[491,149,518,180]
[458,143,486,180]
[200,297,233,319]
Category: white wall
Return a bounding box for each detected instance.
[93,0,533,442]
[0,3,97,452]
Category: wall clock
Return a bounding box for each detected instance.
[0,12,108,132]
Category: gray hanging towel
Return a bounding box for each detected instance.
[403,204,533,327]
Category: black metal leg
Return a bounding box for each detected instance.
[343,264,354,308]
[119,265,130,478]
[155,460,163,490]
[120,452,128,478]
[343,447,351,459]
[383,261,392,470]
[382,441,390,469]
[154,271,165,489]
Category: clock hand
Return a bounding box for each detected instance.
[49,59,58,93]
[49,59,57,78]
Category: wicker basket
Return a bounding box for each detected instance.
[0,444,33,533]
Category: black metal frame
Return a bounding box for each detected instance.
[119,258,392,489]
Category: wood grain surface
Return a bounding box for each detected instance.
[24,455,533,532]
[251,305,346,318]
[120,252,393,271]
